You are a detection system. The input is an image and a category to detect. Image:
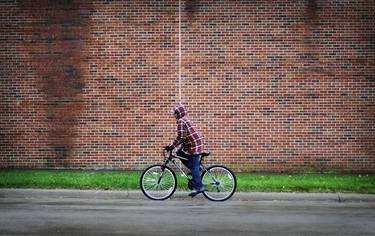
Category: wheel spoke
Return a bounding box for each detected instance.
[141,165,176,200]
[202,166,236,201]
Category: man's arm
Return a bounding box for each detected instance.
[171,120,185,148]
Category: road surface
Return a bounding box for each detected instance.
[0,192,374,236]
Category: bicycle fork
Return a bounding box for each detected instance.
[157,160,169,185]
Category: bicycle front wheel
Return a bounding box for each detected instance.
[140,165,177,200]
[201,165,237,201]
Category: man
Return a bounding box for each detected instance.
[165,103,205,197]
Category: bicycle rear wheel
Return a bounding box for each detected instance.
[140,165,177,200]
[201,165,237,201]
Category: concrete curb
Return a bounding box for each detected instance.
[0,188,374,202]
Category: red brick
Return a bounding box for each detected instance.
[0,0,374,173]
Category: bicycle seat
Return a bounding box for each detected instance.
[201,151,210,157]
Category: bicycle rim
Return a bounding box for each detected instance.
[202,165,236,201]
[140,165,176,200]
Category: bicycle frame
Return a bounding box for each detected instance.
[161,150,208,180]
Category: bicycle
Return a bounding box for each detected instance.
[140,149,237,201]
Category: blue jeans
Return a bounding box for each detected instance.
[176,149,203,190]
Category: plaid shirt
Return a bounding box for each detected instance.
[171,104,204,155]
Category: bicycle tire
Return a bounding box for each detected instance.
[140,164,177,200]
[201,165,237,201]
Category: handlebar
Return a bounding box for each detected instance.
[163,149,173,159]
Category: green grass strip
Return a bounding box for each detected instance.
[0,170,374,193]
[236,173,375,193]
[0,170,140,190]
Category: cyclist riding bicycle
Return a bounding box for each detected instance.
[165,103,205,197]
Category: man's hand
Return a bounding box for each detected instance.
[164,145,174,151]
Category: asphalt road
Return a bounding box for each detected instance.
[1,191,375,236]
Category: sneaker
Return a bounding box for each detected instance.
[188,187,205,197]
[187,179,194,190]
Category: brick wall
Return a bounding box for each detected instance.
[1,0,374,173]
